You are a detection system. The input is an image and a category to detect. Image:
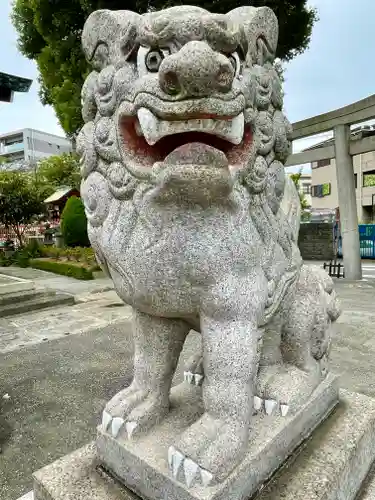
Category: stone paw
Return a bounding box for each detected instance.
[168,413,247,487]
[102,385,168,439]
[184,354,204,387]
[254,365,319,417]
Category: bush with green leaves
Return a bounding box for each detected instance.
[30,258,94,280]
[60,196,90,248]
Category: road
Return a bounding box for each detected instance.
[361,262,375,279]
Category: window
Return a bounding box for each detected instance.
[354,173,358,189]
[363,170,375,187]
[311,183,331,198]
[302,183,310,194]
[313,158,331,169]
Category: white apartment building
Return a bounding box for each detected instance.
[0,128,72,171]
[309,126,375,223]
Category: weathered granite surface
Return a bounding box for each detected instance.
[78,3,341,493]
[32,390,375,500]
[97,375,338,500]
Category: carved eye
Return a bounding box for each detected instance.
[145,50,164,72]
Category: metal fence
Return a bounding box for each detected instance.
[338,224,375,259]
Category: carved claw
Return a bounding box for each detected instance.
[265,399,277,415]
[125,421,137,439]
[184,457,200,487]
[280,403,289,417]
[168,446,214,488]
[253,397,289,417]
[253,396,263,411]
[200,467,214,487]
[111,417,124,438]
[183,371,195,384]
[102,410,112,431]
[184,371,204,386]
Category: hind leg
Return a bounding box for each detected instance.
[255,267,328,416]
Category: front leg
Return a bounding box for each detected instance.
[170,275,267,486]
[103,309,190,439]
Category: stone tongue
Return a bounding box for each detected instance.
[163,143,229,168]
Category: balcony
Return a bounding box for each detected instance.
[0,142,24,155]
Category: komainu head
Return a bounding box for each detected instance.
[78,5,292,210]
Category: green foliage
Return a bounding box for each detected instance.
[290,170,311,221]
[60,196,90,248]
[30,258,94,280]
[363,174,375,188]
[12,0,317,137]
[0,172,46,247]
[36,153,81,191]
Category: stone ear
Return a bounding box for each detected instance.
[82,9,140,71]
[227,6,278,66]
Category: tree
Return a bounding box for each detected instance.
[0,172,46,247]
[36,153,81,191]
[12,0,317,137]
[290,170,310,221]
[60,196,90,247]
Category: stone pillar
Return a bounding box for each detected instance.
[334,124,362,280]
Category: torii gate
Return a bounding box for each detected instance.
[286,94,375,281]
[0,71,32,103]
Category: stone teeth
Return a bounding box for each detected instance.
[137,107,160,145]
[135,120,143,137]
[194,374,204,386]
[136,108,244,145]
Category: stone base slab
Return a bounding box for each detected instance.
[0,274,34,295]
[96,375,338,500]
[32,389,375,500]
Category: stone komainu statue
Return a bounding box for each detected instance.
[78,5,340,488]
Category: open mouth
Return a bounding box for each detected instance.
[118,107,253,170]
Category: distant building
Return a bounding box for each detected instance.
[0,128,72,171]
[44,186,80,224]
[288,172,312,207]
[308,125,375,223]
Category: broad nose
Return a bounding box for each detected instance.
[159,41,234,97]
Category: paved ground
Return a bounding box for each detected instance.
[0,266,114,297]
[0,264,375,499]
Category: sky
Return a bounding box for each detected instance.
[1,0,375,170]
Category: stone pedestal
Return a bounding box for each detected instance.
[96,376,338,500]
[32,387,375,500]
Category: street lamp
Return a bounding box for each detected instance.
[0,71,32,103]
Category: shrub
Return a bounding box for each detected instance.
[60,196,90,248]
[13,249,30,268]
[25,239,42,258]
[30,259,94,280]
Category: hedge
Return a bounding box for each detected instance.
[30,258,94,280]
